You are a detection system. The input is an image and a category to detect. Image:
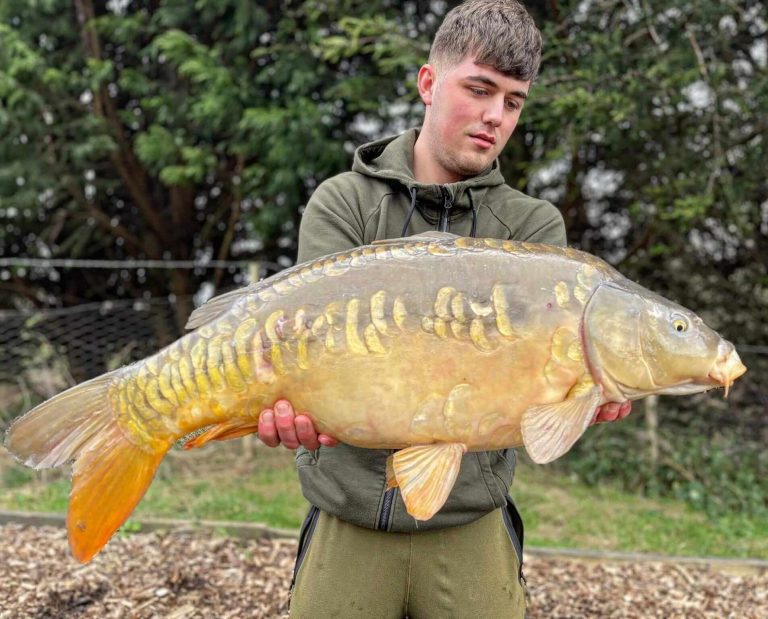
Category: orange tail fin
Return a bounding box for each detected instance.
[4,371,169,563]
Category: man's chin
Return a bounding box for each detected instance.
[452,155,494,177]
[436,146,496,179]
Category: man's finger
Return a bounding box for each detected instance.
[595,402,621,424]
[258,410,280,447]
[319,435,339,447]
[618,401,632,419]
[274,399,300,449]
[295,414,320,451]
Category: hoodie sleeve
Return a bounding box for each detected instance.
[516,200,567,248]
[297,176,366,264]
[523,201,567,247]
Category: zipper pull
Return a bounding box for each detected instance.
[439,188,453,232]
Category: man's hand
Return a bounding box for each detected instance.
[258,399,339,450]
[591,401,632,425]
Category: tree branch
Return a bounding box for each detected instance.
[0,279,44,306]
[213,156,245,290]
[40,113,154,257]
[621,221,655,263]
[168,184,196,249]
[73,0,171,247]
[686,27,724,198]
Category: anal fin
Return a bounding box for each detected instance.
[521,386,602,464]
[386,443,466,521]
[182,419,260,450]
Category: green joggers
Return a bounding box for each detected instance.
[289,504,526,618]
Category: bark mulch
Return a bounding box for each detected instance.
[1,523,765,618]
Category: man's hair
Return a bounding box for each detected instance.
[428,0,542,81]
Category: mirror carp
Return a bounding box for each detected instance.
[4,232,746,562]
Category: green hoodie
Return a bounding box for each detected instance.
[295,129,566,532]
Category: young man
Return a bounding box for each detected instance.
[259,1,631,616]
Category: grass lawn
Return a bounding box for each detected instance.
[2,442,766,559]
[512,464,767,558]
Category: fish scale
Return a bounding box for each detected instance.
[4,232,746,563]
[118,266,529,445]
[123,239,599,448]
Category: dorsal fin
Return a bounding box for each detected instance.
[187,232,459,330]
[185,286,254,330]
[371,231,459,246]
[185,265,303,330]
[185,256,317,330]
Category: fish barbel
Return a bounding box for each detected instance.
[4,233,746,562]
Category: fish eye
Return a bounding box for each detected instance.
[672,317,688,333]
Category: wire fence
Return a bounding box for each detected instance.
[0,260,266,419]
[0,297,183,386]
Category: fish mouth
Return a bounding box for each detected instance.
[707,343,747,397]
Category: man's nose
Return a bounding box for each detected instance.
[482,97,504,127]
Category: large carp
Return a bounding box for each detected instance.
[5,232,746,562]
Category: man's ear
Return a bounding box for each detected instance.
[417,64,436,105]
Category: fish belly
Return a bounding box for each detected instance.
[278,324,583,451]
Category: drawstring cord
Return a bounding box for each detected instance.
[468,188,478,238]
[401,186,478,237]
[401,187,418,237]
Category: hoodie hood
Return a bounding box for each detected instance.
[351,128,506,210]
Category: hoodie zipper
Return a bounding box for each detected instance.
[438,186,453,232]
[377,487,396,530]
[377,448,397,530]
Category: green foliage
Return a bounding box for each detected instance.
[134,125,179,171]
[0,0,431,318]
[318,15,426,74]
[525,0,766,260]
[2,464,35,489]
[514,463,768,558]
[119,520,143,534]
[549,401,768,519]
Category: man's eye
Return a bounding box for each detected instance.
[505,100,520,111]
[470,87,487,96]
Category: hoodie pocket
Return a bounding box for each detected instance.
[501,496,525,582]
[295,446,318,467]
[291,505,321,589]
[477,451,512,510]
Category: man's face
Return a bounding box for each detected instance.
[419,55,530,181]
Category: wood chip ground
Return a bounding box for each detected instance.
[1,524,765,618]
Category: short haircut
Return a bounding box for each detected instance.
[429,0,542,82]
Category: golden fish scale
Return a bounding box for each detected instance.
[111,238,613,452]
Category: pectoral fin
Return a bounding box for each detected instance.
[386,443,466,521]
[182,419,260,450]
[521,386,602,464]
